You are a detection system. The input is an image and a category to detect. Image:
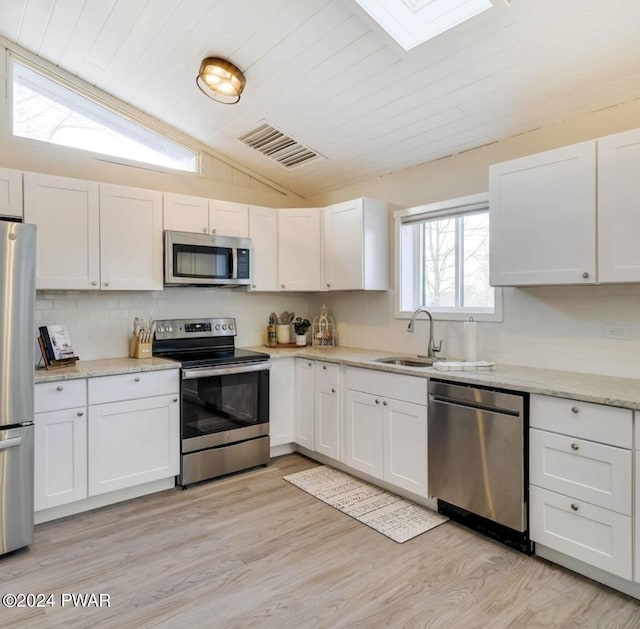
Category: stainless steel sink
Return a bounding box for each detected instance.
[373,355,439,367]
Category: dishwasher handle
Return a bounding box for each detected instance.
[429,380,524,416]
[429,395,522,418]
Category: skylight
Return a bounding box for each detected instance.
[353,0,494,51]
[11,59,198,173]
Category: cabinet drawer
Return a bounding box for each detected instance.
[88,369,179,405]
[315,361,340,385]
[530,485,632,580]
[35,379,86,413]
[530,428,631,514]
[346,367,426,406]
[530,394,632,448]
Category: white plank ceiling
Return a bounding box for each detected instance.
[2,0,640,196]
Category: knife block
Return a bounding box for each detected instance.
[129,335,152,359]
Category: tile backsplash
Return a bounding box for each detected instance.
[35,288,313,362]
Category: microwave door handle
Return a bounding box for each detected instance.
[231,247,238,280]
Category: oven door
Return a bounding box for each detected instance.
[181,362,270,453]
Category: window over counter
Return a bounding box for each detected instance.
[395,193,502,321]
[10,56,199,174]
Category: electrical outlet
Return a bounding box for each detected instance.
[604,325,631,340]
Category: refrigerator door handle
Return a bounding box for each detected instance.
[0,437,22,451]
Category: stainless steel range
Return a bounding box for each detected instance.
[152,318,270,486]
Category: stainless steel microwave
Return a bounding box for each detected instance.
[164,230,252,286]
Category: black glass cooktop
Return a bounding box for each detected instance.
[154,347,270,369]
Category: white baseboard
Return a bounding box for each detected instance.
[270,443,297,458]
[35,477,176,524]
[536,544,640,600]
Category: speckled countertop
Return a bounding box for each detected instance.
[248,345,640,410]
[34,357,179,383]
[33,347,640,409]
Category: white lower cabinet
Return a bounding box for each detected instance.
[88,394,179,495]
[314,381,340,460]
[344,368,428,496]
[34,380,88,511]
[269,358,295,447]
[530,485,632,580]
[294,359,315,449]
[529,394,633,580]
[34,406,87,511]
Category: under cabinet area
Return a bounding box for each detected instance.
[529,394,633,580]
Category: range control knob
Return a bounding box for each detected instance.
[222,324,228,330]
[215,324,221,331]
[157,326,164,333]
[229,323,234,330]
[166,326,173,333]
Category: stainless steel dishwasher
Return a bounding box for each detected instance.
[428,379,531,553]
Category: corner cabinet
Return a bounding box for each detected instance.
[323,198,389,291]
[489,141,597,286]
[277,208,322,291]
[0,168,23,218]
[24,174,162,290]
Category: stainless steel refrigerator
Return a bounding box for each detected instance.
[0,221,36,555]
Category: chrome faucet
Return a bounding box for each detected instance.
[407,308,442,359]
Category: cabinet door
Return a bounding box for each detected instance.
[277,208,322,291]
[88,394,179,496]
[24,173,100,289]
[383,398,427,496]
[597,128,640,282]
[248,205,278,291]
[163,193,208,234]
[294,359,315,449]
[34,408,87,510]
[209,200,249,237]
[270,358,295,447]
[0,168,23,218]
[323,200,363,290]
[99,184,163,290]
[489,141,596,286]
[344,390,384,480]
[530,485,632,580]
[314,382,340,460]
[635,452,640,583]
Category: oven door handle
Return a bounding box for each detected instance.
[182,362,271,379]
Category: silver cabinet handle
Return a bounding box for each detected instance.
[375,399,380,404]
[56,385,63,392]
[104,281,110,287]
[77,411,84,417]
[173,397,178,402]
[326,284,331,288]
[571,503,579,511]
[211,228,217,234]
[582,272,589,279]
[382,401,388,406]
[331,388,335,393]
[91,281,97,286]
[571,443,579,451]
[322,365,327,370]
[252,284,256,288]
[571,406,579,414]
[202,227,207,233]
[134,376,141,382]
[308,362,312,367]
[281,284,285,289]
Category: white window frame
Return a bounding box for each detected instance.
[394,192,503,322]
[8,54,200,175]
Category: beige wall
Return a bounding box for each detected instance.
[309,99,640,379]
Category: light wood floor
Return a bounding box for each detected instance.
[2,454,640,628]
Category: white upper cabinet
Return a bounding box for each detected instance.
[248,205,278,291]
[163,194,248,237]
[209,199,249,237]
[597,128,640,283]
[0,168,23,218]
[323,198,388,291]
[163,192,209,234]
[490,141,597,286]
[99,185,163,290]
[277,208,322,291]
[24,173,101,290]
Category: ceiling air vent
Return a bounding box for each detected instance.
[238,123,324,169]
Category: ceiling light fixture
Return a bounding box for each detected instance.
[196,57,246,104]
